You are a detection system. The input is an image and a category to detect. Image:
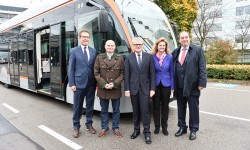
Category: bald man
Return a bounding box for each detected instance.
[94,40,124,138]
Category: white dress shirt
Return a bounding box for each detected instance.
[81,45,90,61]
[178,46,189,62]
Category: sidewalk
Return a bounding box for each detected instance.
[0,114,44,150]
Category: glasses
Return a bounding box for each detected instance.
[80,36,90,39]
[133,44,143,46]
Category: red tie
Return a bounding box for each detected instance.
[180,48,186,65]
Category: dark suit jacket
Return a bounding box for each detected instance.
[153,54,174,90]
[68,45,96,89]
[172,44,207,97]
[124,52,156,96]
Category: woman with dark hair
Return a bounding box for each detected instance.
[151,37,174,135]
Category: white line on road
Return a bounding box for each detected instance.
[38,125,82,150]
[2,103,20,113]
[170,105,250,122]
[207,86,250,93]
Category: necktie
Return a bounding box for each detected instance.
[83,46,88,62]
[138,54,141,68]
[180,48,186,65]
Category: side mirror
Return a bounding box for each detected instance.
[170,21,178,39]
[98,10,110,33]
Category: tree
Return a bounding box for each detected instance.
[205,39,238,64]
[192,0,223,49]
[155,0,198,34]
[234,15,250,51]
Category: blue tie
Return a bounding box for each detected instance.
[83,46,88,62]
[138,54,141,68]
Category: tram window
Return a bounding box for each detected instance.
[64,19,74,65]
[19,50,26,64]
[77,12,129,56]
[27,32,34,65]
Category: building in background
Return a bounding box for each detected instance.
[193,0,250,63]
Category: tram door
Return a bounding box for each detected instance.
[36,28,50,94]
[9,37,20,87]
[50,23,63,98]
[36,24,63,98]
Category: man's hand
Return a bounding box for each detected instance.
[105,84,111,89]
[70,86,76,91]
[198,86,204,91]
[150,90,155,97]
[109,82,114,89]
[125,91,130,97]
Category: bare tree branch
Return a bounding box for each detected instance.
[193,0,223,49]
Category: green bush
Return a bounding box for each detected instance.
[205,40,238,64]
[207,64,250,80]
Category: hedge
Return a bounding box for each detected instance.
[207,64,250,80]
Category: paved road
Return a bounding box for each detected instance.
[0,82,250,150]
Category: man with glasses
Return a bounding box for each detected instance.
[124,37,156,144]
[68,29,97,138]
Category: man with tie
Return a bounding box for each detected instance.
[68,30,97,138]
[172,31,207,140]
[124,37,156,144]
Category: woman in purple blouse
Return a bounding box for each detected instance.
[151,37,174,136]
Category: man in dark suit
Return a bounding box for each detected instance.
[124,37,156,144]
[68,30,97,138]
[172,31,207,140]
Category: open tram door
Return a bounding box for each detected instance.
[35,23,64,99]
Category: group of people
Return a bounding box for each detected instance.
[68,29,207,145]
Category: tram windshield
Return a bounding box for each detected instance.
[116,0,177,52]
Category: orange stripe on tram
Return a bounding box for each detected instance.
[20,76,28,79]
[104,0,133,50]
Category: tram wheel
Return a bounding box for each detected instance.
[4,83,10,88]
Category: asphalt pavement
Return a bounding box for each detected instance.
[0,82,250,150]
[0,114,44,150]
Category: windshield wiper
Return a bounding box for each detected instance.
[128,17,153,52]
[128,17,138,37]
[139,36,152,52]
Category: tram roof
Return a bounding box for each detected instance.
[0,0,73,33]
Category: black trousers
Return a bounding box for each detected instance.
[130,86,151,136]
[153,82,171,130]
[177,88,199,132]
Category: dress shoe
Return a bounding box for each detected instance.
[114,129,123,138]
[162,129,169,136]
[145,136,151,144]
[175,128,187,137]
[189,131,196,140]
[98,129,107,137]
[73,129,80,138]
[154,128,160,134]
[86,126,96,134]
[130,131,140,139]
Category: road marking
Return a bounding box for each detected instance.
[2,103,20,113]
[211,83,238,88]
[207,87,250,93]
[170,105,250,122]
[38,125,82,150]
